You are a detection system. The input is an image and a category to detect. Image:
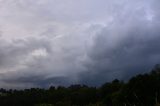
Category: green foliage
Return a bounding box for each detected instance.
[0,65,160,106]
[35,104,53,106]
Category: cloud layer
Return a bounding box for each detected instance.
[0,0,160,88]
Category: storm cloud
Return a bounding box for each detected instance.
[0,0,160,88]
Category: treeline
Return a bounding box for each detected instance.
[1,65,160,106]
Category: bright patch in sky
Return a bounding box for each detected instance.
[31,49,48,57]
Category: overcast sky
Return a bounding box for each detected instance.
[0,0,160,88]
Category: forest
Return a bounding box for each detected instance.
[0,65,160,106]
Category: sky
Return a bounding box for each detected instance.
[0,0,160,88]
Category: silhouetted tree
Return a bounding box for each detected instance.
[0,65,160,106]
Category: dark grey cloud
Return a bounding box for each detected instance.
[0,0,160,88]
[0,73,73,89]
[78,2,160,85]
[0,36,82,88]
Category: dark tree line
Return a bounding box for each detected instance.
[0,65,160,106]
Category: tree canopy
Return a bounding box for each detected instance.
[0,65,160,106]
